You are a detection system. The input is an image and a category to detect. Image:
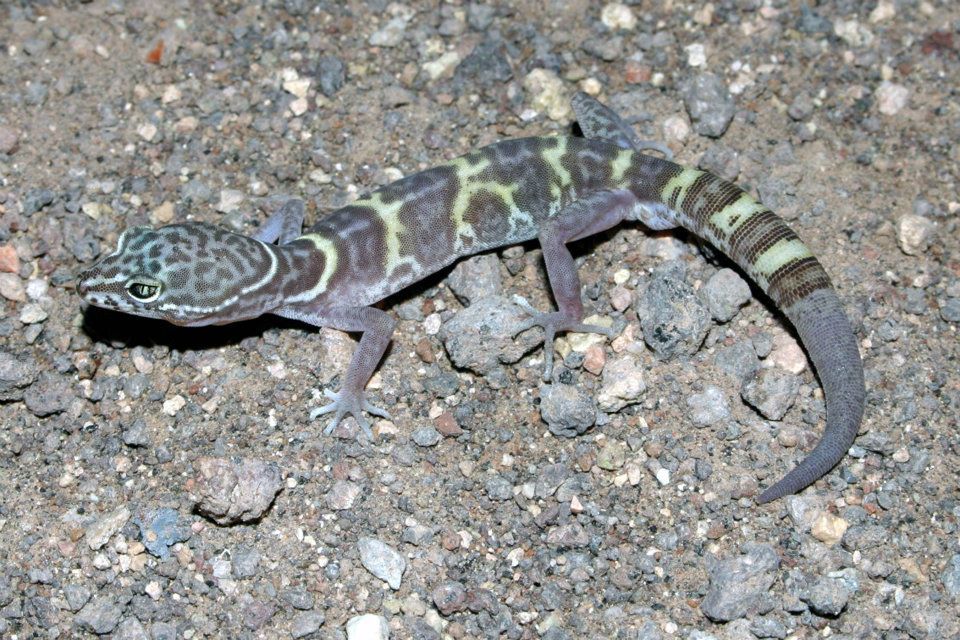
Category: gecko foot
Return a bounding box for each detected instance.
[310,389,392,439]
[513,299,616,380]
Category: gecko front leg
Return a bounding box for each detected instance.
[517,190,640,379]
[276,304,395,437]
[255,198,306,244]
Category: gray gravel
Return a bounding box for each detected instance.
[1,1,958,638]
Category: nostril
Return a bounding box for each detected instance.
[77,280,88,295]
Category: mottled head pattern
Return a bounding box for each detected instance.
[78,223,286,326]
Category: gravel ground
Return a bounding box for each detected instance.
[1,1,959,639]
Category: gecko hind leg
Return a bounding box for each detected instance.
[515,189,638,380]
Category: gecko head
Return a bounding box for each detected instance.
[78,222,270,326]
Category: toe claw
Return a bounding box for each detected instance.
[312,388,387,439]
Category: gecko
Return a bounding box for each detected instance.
[77,93,865,504]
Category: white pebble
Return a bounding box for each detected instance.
[685,43,706,67]
[601,3,636,31]
[662,115,689,143]
[346,614,389,640]
[897,214,935,256]
[876,81,909,115]
[655,468,670,486]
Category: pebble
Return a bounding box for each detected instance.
[216,189,244,214]
[151,201,175,225]
[64,584,92,612]
[524,69,572,122]
[700,544,780,622]
[539,383,596,437]
[741,368,800,420]
[687,385,731,426]
[0,273,26,301]
[292,611,326,638]
[940,297,960,323]
[369,15,409,47]
[0,245,18,273]
[357,537,406,590]
[447,253,503,304]
[192,457,283,525]
[18,303,48,324]
[802,576,851,616]
[23,372,72,417]
[74,596,124,635]
[596,354,645,412]
[942,554,960,598]
[767,332,807,375]
[0,125,19,154]
[441,296,538,375]
[346,614,389,640]
[661,115,690,144]
[714,341,760,381]
[639,261,711,358]
[698,145,740,182]
[546,522,590,549]
[327,480,362,510]
[316,55,346,97]
[0,350,39,401]
[412,426,441,447]
[433,581,468,615]
[597,440,626,470]
[897,214,936,255]
[600,3,636,30]
[702,268,751,322]
[135,508,190,559]
[876,81,909,115]
[682,73,735,138]
[810,511,848,545]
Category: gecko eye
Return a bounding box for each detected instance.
[126,278,162,302]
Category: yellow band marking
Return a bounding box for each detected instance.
[660,167,703,208]
[709,193,767,236]
[287,234,339,302]
[754,238,813,285]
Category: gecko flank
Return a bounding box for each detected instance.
[78,94,865,504]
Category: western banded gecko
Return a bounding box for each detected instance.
[78,94,865,504]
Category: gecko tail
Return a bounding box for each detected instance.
[756,289,865,503]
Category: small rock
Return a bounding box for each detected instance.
[701,544,780,622]
[682,73,735,138]
[698,145,740,182]
[316,55,346,97]
[192,457,283,525]
[0,273,26,301]
[369,16,410,47]
[346,614,389,640]
[357,537,406,590]
[600,3,636,30]
[702,269,751,322]
[64,584,91,612]
[876,81,909,115]
[714,341,760,381]
[232,546,261,579]
[941,554,960,599]
[484,475,513,501]
[597,441,626,470]
[135,508,190,559]
[327,480,362,510]
[441,296,539,375]
[596,354,645,412]
[74,596,124,635]
[412,426,441,447]
[802,576,850,616]
[19,303,48,324]
[0,245,19,273]
[662,115,690,144]
[86,507,131,550]
[0,125,19,154]
[0,350,39,401]
[524,68,571,122]
[447,254,502,304]
[24,372,73,417]
[114,617,149,640]
[151,201,175,225]
[539,383,595,437]
[433,581,468,615]
[741,368,800,420]
[216,189,244,214]
[639,261,711,358]
[940,298,960,323]
[687,385,730,426]
[546,523,590,549]
[768,333,807,375]
[292,611,325,638]
[810,512,848,545]
[897,214,936,256]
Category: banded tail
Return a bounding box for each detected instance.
[644,160,865,503]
